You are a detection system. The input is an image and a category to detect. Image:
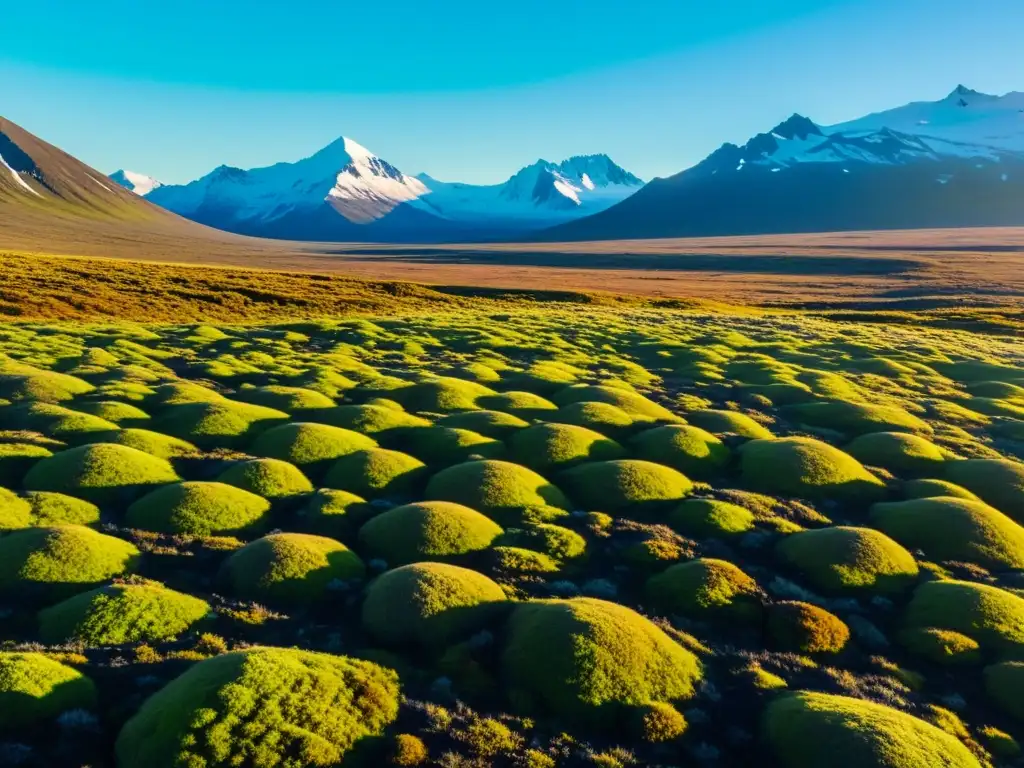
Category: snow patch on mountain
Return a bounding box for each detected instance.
[110,169,163,197]
[0,151,40,196]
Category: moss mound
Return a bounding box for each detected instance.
[688,409,773,439]
[647,558,762,622]
[23,443,180,505]
[402,426,506,466]
[358,501,503,566]
[126,481,271,537]
[870,497,1024,570]
[0,652,97,728]
[763,691,982,768]
[0,442,52,486]
[1,403,120,441]
[115,648,400,768]
[549,401,636,437]
[74,400,150,424]
[301,488,373,542]
[738,437,885,502]
[845,432,947,475]
[154,400,288,448]
[436,409,530,438]
[0,525,139,601]
[784,400,932,436]
[217,458,313,499]
[391,376,496,413]
[490,546,561,573]
[768,601,850,654]
[234,385,335,411]
[944,459,1024,520]
[0,363,95,403]
[508,423,625,471]
[322,448,426,499]
[91,428,198,459]
[249,422,377,470]
[0,486,31,529]
[362,562,507,646]
[307,404,432,435]
[630,425,730,478]
[899,627,981,665]
[39,582,210,645]
[498,523,587,561]
[551,384,679,423]
[559,460,693,514]
[502,598,702,724]
[23,491,101,527]
[905,580,1024,653]
[667,498,755,538]
[221,533,365,604]
[776,526,919,594]
[903,478,979,501]
[984,662,1024,720]
[426,460,569,516]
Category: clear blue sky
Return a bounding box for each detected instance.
[3,0,1022,184]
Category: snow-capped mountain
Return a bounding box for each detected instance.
[110,169,164,197]
[546,87,1024,240]
[140,140,643,242]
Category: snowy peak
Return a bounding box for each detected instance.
[496,155,641,208]
[109,169,164,197]
[770,114,823,141]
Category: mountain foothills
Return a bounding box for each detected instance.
[3,84,1024,243]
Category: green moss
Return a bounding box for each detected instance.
[402,426,506,466]
[217,458,313,499]
[390,376,496,413]
[23,442,179,505]
[126,481,271,537]
[944,459,1024,521]
[776,526,919,593]
[978,725,1021,759]
[362,562,507,646]
[154,400,289,448]
[322,448,426,499]
[551,384,680,423]
[305,404,432,435]
[630,425,730,478]
[90,428,198,459]
[559,460,693,514]
[647,558,762,622]
[499,523,587,561]
[767,601,850,654]
[845,432,948,475]
[902,478,979,502]
[301,488,373,542]
[115,648,400,768]
[738,437,885,502]
[905,580,1024,653]
[426,460,569,517]
[0,525,139,601]
[0,652,97,728]
[509,423,625,471]
[234,385,335,411]
[667,498,755,538]
[969,380,1024,400]
[436,410,530,438]
[898,627,981,665]
[23,491,101,527]
[984,662,1024,720]
[248,422,377,471]
[870,497,1024,569]
[148,381,227,406]
[0,362,95,403]
[687,409,773,439]
[359,501,502,566]
[39,582,210,645]
[762,691,982,768]
[0,485,31,529]
[477,391,559,419]
[74,400,151,424]
[220,533,364,605]
[549,401,636,437]
[490,546,561,573]
[502,598,702,725]
[784,400,932,436]
[0,442,53,485]
[0,402,121,441]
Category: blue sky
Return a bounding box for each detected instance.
[3,0,1023,184]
